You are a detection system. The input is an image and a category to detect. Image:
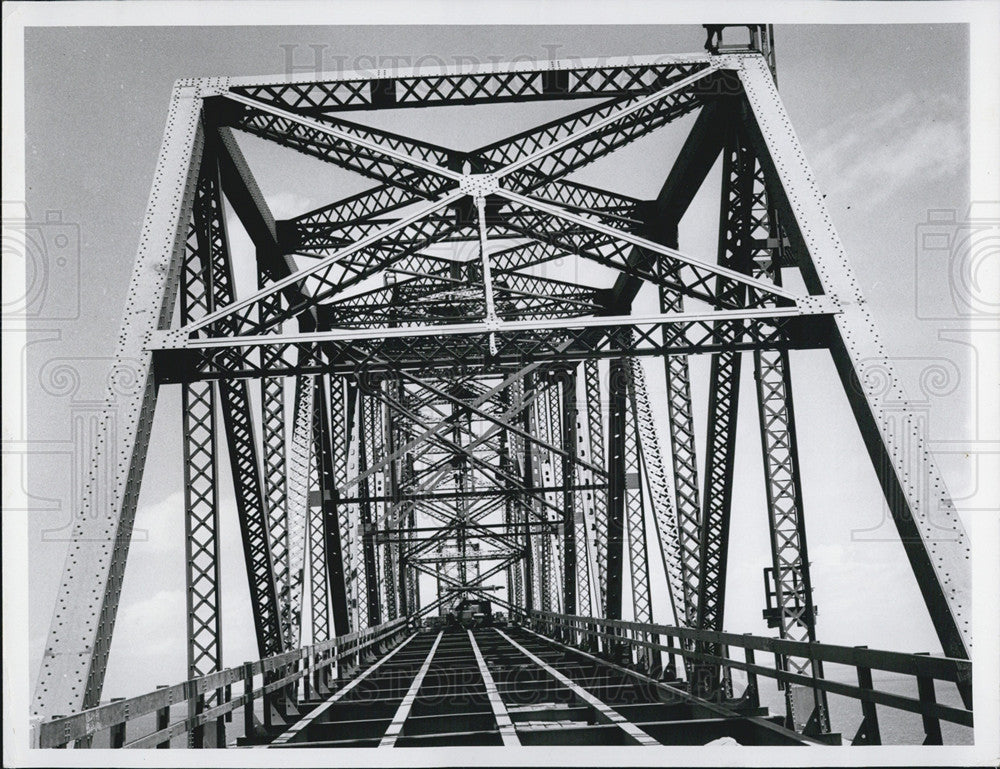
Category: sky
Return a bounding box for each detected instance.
[19,23,976,703]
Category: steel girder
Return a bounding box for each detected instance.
[180,187,223,685]
[306,381,331,641]
[695,126,756,653]
[284,374,314,646]
[195,144,286,661]
[738,57,970,662]
[260,373,293,647]
[356,393,382,626]
[224,55,715,113]
[32,84,204,722]
[315,377,351,635]
[583,360,610,616]
[627,358,686,627]
[622,358,654,643]
[34,43,972,730]
[153,309,824,384]
[605,358,629,625]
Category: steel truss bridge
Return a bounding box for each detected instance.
[32,25,973,749]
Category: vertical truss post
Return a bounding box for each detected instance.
[539,378,564,614]
[199,145,285,661]
[307,380,330,642]
[744,147,830,732]
[366,385,396,622]
[357,391,382,625]
[622,358,654,667]
[179,178,223,688]
[316,377,350,636]
[386,377,408,617]
[285,375,314,647]
[340,381,365,630]
[402,453,418,616]
[520,373,536,614]
[327,374,358,631]
[628,358,685,627]
[571,371,596,621]
[179,206,226,747]
[259,371,293,648]
[583,359,609,618]
[558,366,578,618]
[695,125,755,697]
[182,383,223,679]
[605,357,628,645]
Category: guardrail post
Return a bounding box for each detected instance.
[721,644,734,699]
[915,652,943,745]
[224,683,233,722]
[155,686,170,748]
[214,684,228,748]
[109,698,126,748]
[303,648,313,702]
[851,646,881,745]
[191,690,206,748]
[242,662,255,742]
[663,633,678,680]
[742,635,760,709]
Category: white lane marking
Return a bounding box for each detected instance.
[466,629,520,746]
[268,632,417,747]
[493,628,659,746]
[379,630,443,747]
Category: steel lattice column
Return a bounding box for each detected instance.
[307,381,330,642]
[357,392,382,625]
[621,358,653,666]
[695,128,756,640]
[179,200,226,746]
[196,146,285,661]
[659,281,703,630]
[583,360,609,617]
[316,378,350,636]
[627,358,685,626]
[558,366,579,617]
[605,359,628,627]
[283,374,313,646]
[179,194,223,686]
[570,373,596,620]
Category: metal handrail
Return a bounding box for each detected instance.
[34,617,409,749]
[527,610,972,742]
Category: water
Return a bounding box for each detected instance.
[754,671,973,745]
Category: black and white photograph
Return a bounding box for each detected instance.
[3,1,998,766]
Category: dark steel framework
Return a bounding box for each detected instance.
[33,26,971,744]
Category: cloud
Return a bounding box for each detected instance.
[802,91,967,210]
[130,490,184,553]
[266,191,318,221]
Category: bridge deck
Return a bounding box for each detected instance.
[258,625,811,748]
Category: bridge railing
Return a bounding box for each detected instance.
[33,618,409,749]
[526,610,972,745]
